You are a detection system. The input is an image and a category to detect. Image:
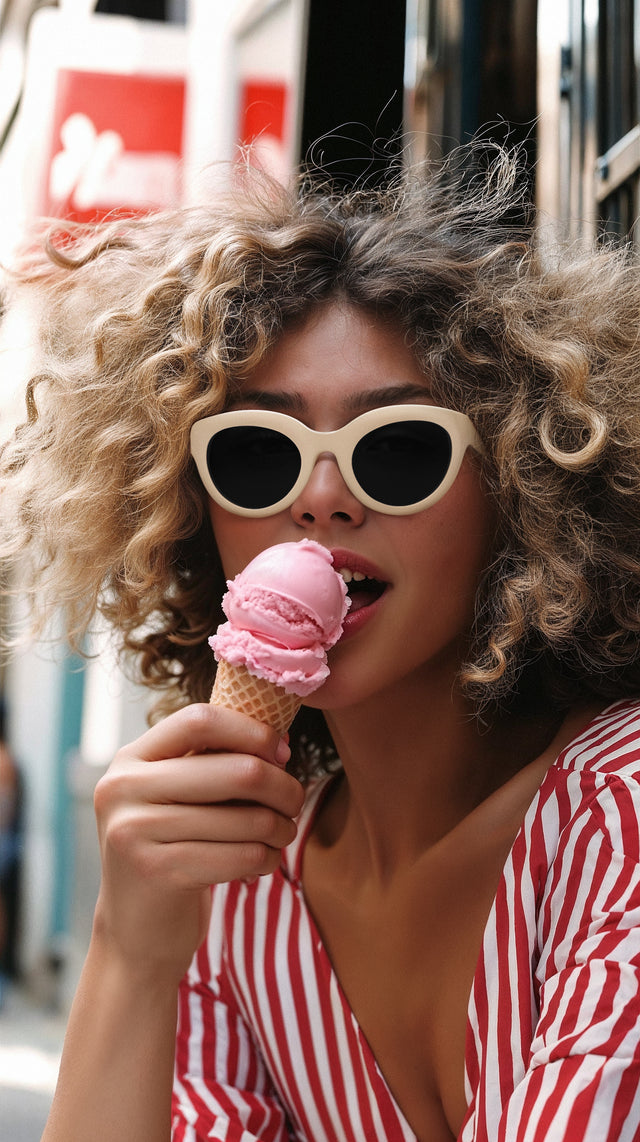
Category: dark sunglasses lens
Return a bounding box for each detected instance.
[206,426,301,509]
[353,421,452,506]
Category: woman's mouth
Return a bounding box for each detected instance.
[337,567,387,613]
[332,550,389,634]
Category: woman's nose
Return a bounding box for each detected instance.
[290,453,366,528]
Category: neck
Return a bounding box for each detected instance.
[321,673,561,884]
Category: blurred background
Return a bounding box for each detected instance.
[0,0,637,1136]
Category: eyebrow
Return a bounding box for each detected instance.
[230,389,306,412]
[230,382,432,413]
[344,383,433,411]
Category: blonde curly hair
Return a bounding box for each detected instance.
[3,147,640,769]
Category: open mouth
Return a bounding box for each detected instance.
[336,567,388,613]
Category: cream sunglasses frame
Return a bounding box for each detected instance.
[190,404,485,517]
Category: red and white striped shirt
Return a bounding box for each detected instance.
[172,699,640,1142]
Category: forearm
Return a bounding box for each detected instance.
[40,706,303,1142]
[42,935,179,1142]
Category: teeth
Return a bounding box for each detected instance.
[338,568,367,584]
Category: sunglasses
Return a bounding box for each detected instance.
[190,404,484,517]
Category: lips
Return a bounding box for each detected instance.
[330,549,389,622]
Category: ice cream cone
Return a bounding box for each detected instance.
[210,657,301,735]
[208,541,349,737]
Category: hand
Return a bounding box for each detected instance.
[92,704,304,982]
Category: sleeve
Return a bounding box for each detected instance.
[171,884,291,1142]
[498,772,640,1142]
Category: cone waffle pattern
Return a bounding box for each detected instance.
[210,658,301,734]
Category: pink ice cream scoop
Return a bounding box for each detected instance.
[209,539,350,697]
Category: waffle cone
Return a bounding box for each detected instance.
[210,658,301,734]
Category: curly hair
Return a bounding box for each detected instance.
[3,146,640,773]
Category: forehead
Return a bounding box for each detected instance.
[235,303,430,411]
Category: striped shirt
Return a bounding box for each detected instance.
[172,699,640,1142]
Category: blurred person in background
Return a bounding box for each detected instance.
[0,693,21,1007]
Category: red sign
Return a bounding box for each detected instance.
[43,69,186,222]
[238,79,289,180]
[239,79,287,145]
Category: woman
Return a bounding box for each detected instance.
[3,147,640,1141]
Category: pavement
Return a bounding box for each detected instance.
[0,982,65,1142]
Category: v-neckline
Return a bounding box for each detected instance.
[278,701,619,1139]
[282,773,420,1139]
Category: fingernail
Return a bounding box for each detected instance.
[275,737,291,768]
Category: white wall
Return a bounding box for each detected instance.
[182,0,246,201]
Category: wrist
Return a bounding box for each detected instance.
[89,906,190,993]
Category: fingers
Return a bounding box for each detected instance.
[89,704,306,974]
[122,703,288,767]
[108,799,298,851]
[93,701,306,905]
[98,748,303,822]
[99,800,296,889]
[151,839,285,887]
[107,703,303,820]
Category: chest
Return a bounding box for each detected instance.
[304,843,507,1141]
[223,799,535,1142]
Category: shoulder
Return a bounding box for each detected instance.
[497,701,640,975]
[529,699,640,873]
[507,700,640,889]
[530,703,640,985]
[556,698,640,782]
